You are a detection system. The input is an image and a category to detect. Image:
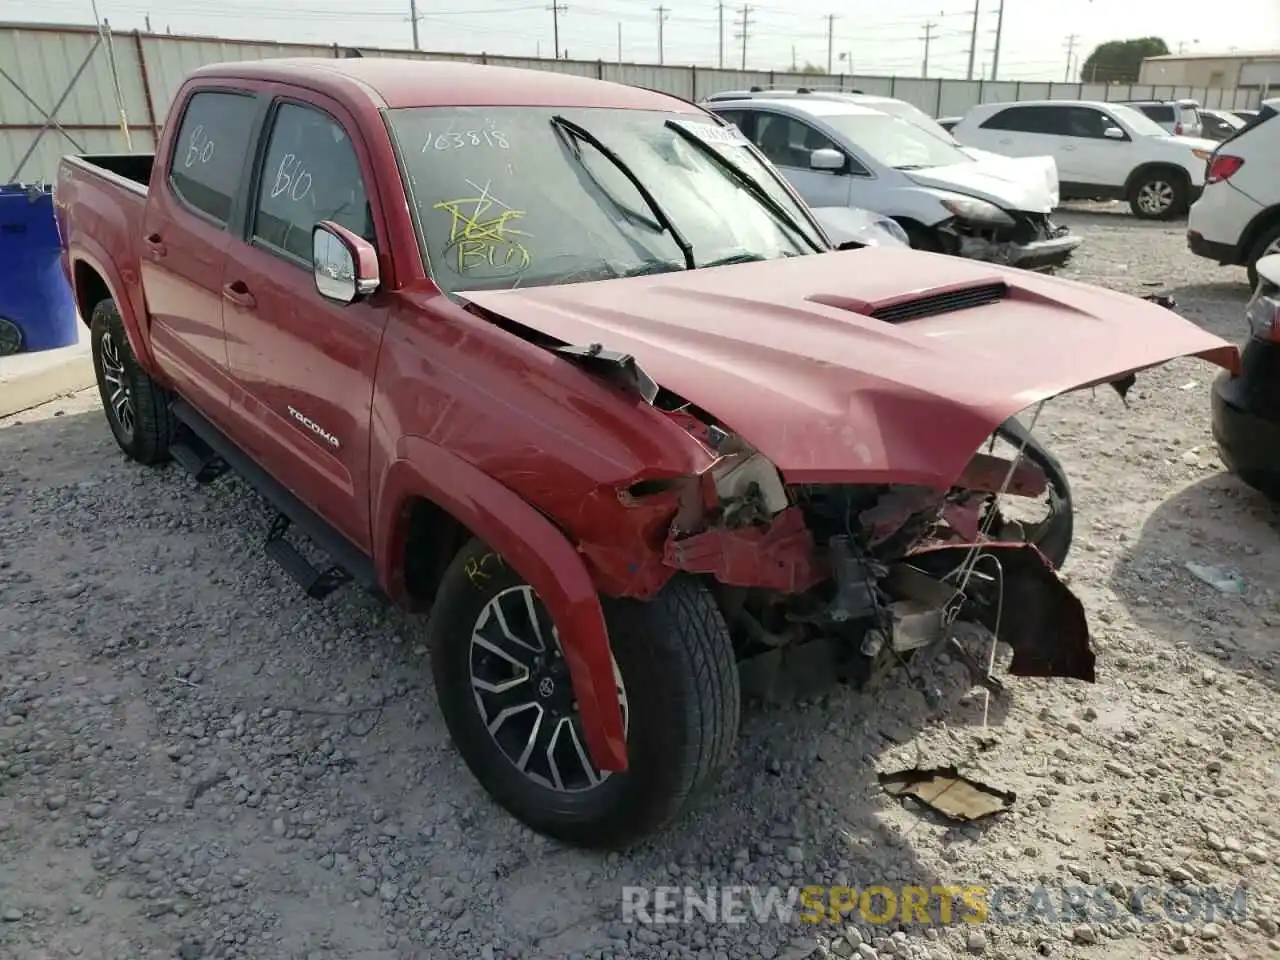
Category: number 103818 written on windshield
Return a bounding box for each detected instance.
[423,130,510,152]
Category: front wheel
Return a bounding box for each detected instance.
[428,539,740,849]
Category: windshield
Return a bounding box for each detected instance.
[865,99,960,144]
[384,106,825,295]
[1108,104,1171,137]
[820,112,971,169]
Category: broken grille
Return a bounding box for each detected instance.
[870,282,1008,324]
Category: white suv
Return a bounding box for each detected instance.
[952,100,1217,219]
[1187,100,1280,286]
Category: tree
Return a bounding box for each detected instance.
[1080,37,1169,83]
[800,62,827,75]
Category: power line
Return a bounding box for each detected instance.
[921,21,936,78]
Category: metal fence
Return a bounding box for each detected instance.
[0,21,1265,184]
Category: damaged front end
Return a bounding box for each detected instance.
[645,413,1091,705]
[946,211,1082,272]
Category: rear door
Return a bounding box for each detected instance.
[141,87,260,419]
[965,105,1060,160]
[220,92,390,552]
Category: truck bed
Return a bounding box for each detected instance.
[73,153,155,191]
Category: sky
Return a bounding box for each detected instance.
[8,0,1280,82]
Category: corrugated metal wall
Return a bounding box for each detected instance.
[0,22,1265,183]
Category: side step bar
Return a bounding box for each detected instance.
[169,399,379,598]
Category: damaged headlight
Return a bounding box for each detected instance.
[938,194,1015,227]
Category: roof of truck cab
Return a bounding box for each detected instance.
[186,57,702,112]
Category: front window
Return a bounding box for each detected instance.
[819,112,971,170]
[384,106,824,295]
[1107,104,1170,137]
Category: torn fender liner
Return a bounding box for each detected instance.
[905,542,1096,683]
[879,766,1016,822]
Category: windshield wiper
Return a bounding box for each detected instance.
[550,115,695,270]
[663,119,825,255]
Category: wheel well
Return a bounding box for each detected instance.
[401,496,472,612]
[1238,205,1280,261]
[72,261,111,327]
[1124,163,1189,197]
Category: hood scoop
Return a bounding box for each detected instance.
[808,281,1009,324]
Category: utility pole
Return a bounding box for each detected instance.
[991,0,1005,80]
[965,1,980,80]
[921,21,936,78]
[790,45,797,71]
[1064,33,1079,81]
[617,22,622,62]
[735,4,753,70]
[144,13,152,31]
[656,5,668,65]
[717,1,725,69]
[548,2,567,59]
[409,0,420,50]
[826,14,837,76]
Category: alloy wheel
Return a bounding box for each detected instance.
[99,330,135,439]
[468,585,629,792]
[1136,180,1175,215]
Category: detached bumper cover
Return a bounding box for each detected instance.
[953,214,1082,269]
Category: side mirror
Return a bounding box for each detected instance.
[809,147,846,171]
[1102,126,1126,140]
[312,221,379,304]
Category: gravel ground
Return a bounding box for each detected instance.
[2,208,1278,960]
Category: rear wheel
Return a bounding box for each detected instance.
[89,298,175,465]
[1245,222,1280,289]
[1128,170,1188,220]
[428,538,740,849]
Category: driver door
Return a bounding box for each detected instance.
[745,110,853,209]
[220,95,389,552]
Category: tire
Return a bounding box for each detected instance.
[428,538,740,849]
[89,298,175,465]
[1245,221,1280,290]
[1127,169,1188,220]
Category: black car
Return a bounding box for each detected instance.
[1212,257,1280,499]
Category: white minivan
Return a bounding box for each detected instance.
[1187,100,1280,286]
[705,96,1081,269]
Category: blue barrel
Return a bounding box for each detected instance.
[0,183,79,355]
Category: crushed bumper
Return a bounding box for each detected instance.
[957,232,1083,270]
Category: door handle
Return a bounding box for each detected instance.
[144,233,166,257]
[221,280,256,309]
[998,138,1013,145]
[1059,144,1077,151]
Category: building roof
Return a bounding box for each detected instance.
[1145,50,1280,62]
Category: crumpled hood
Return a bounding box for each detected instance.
[460,248,1237,489]
[906,155,1059,213]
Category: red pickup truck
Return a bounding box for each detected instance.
[55,57,1237,849]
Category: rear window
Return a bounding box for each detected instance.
[168,89,258,224]
[1138,104,1174,122]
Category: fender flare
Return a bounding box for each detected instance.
[68,241,162,375]
[374,437,628,773]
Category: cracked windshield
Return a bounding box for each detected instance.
[386,105,822,294]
